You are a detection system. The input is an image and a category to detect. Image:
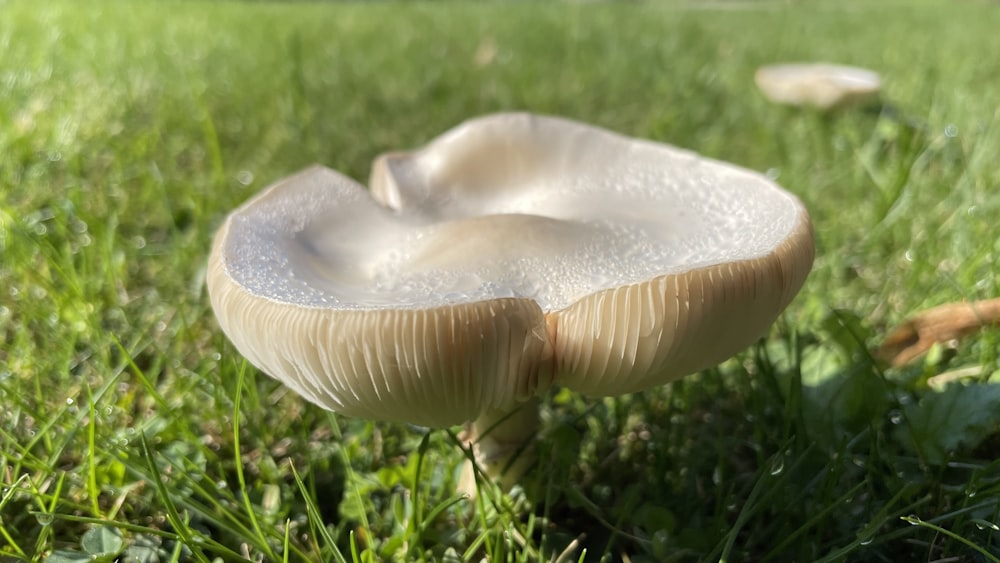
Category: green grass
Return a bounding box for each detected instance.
[2,0,1000,560]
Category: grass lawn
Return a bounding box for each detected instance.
[3,0,1000,560]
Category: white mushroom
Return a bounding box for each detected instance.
[755,63,882,110]
[207,113,814,492]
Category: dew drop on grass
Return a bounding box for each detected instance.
[652,530,670,558]
[65,397,74,406]
[973,519,999,531]
[768,455,785,476]
[35,513,54,526]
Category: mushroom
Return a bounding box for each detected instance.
[207,113,814,493]
[755,63,882,111]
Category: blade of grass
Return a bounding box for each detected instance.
[85,383,101,517]
[762,480,868,560]
[111,333,171,413]
[0,474,30,558]
[900,516,1000,563]
[231,360,278,561]
[289,461,348,563]
[138,433,213,563]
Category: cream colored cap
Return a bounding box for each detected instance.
[755,63,882,110]
[207,113,814,426]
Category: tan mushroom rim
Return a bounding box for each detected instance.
[207,113,815,428]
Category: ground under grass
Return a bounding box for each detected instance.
[2,0,1000,561]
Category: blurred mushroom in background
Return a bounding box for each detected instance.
[755,63,882,110]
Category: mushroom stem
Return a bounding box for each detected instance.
[458,396,540,496]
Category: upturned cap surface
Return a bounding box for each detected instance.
[207,113,814,427]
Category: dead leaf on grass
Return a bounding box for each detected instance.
[878,297,1000,367]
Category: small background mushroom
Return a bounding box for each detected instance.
[755,63,882,111]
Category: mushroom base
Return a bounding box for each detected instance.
[457,397,540,496]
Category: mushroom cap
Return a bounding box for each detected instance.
[755,63,882,110]
[207,113,814,427]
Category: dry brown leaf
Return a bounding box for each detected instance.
[878,297,1000,367]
